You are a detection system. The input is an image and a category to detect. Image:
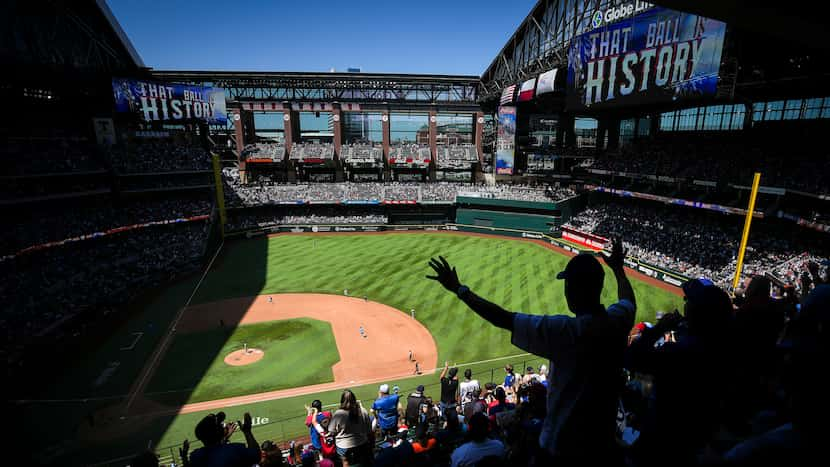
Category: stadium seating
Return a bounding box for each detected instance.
[436,144,478,169]
[241,142,286,163]
[341,142,383,166]
[109,141,212,172]
[289,142,334,163]
[389,144,431,166]
[563,199,829,291]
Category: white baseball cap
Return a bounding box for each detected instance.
[379,384,389,393]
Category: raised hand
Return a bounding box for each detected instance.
[601,237,627,271]
[240,412,253,434]
[179,439,190,465]
[426,256,461,292]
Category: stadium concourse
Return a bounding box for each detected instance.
[6,0,830,466]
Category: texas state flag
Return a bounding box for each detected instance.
[517,78,536,102]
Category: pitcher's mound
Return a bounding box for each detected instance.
[225,348,264,366]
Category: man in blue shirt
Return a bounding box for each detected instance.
[372,384,402,438]
[428,239,636,466]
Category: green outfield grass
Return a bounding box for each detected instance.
[146,319,340,403]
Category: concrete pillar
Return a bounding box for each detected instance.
[650,112,660,135]
[232,109,244,159]
[381,110,390,163]
[283,109,294,154]
[332,106,342,159]
[428,110,437,157]
[606,118,620,150]
[474,111,484,164]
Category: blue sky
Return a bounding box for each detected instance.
[107,0,537,76]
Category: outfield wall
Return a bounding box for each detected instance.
[229,223,689,288]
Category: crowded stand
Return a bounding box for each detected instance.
[290,142,334,162]
[241,143,286,162]
[341,143,383,166]
[2,220,210,369]
[2,195,212,257]
[563,200,830,290]
[436,144,478,169]
[586,133,830,195]
[108,141,212,173]
[223,167,578,206]
[389,144,431,165]
[2,137,105,175]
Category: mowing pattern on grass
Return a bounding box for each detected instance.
[146,319,339,403]
[192,234,683,365]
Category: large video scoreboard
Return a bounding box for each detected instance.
[566,3,727,110]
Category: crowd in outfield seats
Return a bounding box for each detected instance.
[1,221,209,368]
[290,143,335,161]
[564,201,829,290]
[152,238,828,467]
[587,134,830,194]
[242,143,286,161]
[2,197,212,256]
[222,169,576,206]
[109,142,212,173]
[436,145,478,169]
[3,138,104,175]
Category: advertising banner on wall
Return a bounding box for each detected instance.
[535,68,559,95]
[112,78,228,124]
[566,5,726,110]
[496,106,516,175]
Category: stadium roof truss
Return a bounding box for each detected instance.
[480,0,641,104]
[151,71,479,107]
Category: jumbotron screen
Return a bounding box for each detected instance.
[566,5,726,110]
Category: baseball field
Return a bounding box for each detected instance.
[27,231,683,465]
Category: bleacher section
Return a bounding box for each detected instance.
[241,143,285,163]
[290,142,334,163]
[389,144,431,167]
[436,144,478,169]
[341,143,383,167]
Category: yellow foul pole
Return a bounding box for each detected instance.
[732,172,761,291]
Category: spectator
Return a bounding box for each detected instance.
[305,399,332,453]
[463,387,488,422]
[330,389,373,467]
[450,412,506,467]
[439,361,460,415]
[459,368,480,410]
[371,384,402,438]
[404,384,427,427]
[427,239,636,465]
[627,278,736,466]
[502,364,516,396]
[487,387,515,418]
[374,428,414,467]
[411,422,438,454]
[189,412,260,467]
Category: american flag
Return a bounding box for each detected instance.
[500,84,517,105]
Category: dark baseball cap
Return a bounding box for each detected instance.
[682,278,733,326]
[416,385,425,392]
[556,253,605,285]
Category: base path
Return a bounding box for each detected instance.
[180,293,438,395]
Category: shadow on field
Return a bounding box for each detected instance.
[25,213,273,466]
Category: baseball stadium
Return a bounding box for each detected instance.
[5,1,830,466]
